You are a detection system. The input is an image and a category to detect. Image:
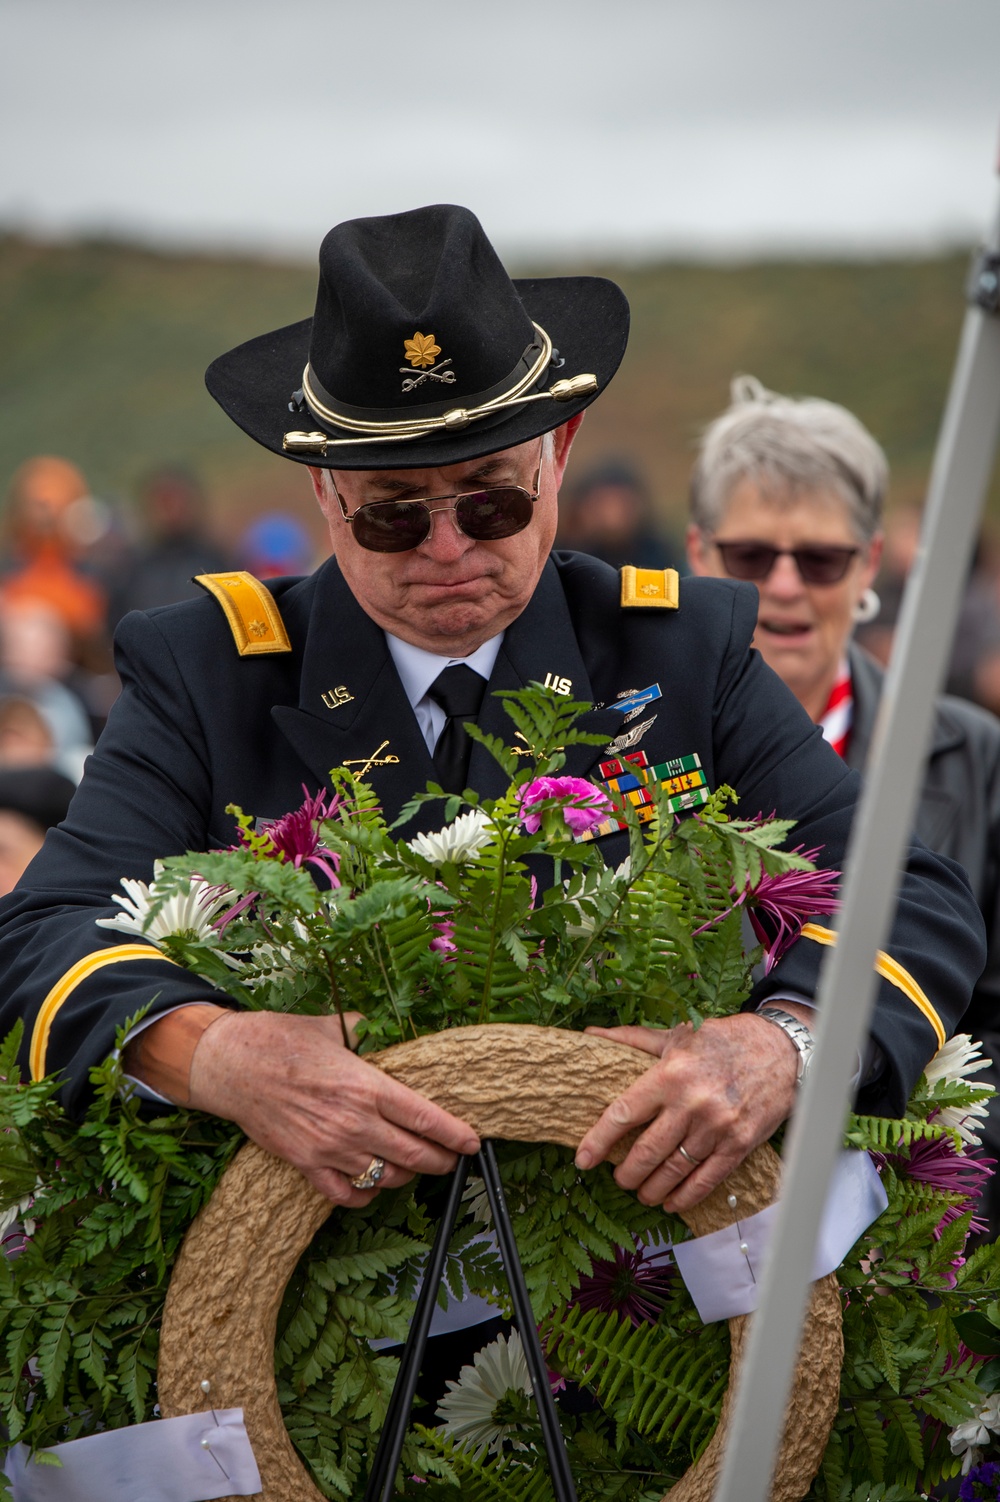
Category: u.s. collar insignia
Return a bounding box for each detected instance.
[321,685,354,711]
[604,715,656,756]
[401,332,456,393]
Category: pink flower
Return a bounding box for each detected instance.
[518,776,612,836]
[244,787,341,887]
[430,915,456,954]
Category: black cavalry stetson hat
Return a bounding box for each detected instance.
[205,204,629,470]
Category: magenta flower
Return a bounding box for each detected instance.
[743,853,840,971]
[571,1239,675,1327]
[247,787,341,887]
[519,776,612,836]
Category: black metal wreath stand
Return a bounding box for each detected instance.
[364,1141,578,1502]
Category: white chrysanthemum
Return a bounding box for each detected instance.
[408,808,493,866]
[97,864,231,943]
[925,1032,993,1086]
[950,1393,1000,1472]
[435,1330,533,1461]
[562,901,595,939]
[923,1032,994,1145]
[232,918,312,986]
[0,1180,42,1240]
[942,1097,991,1147]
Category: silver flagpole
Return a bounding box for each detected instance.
[714,174,1000,1502]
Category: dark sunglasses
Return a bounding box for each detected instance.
[334,452,543,554]
[713,539,860,585]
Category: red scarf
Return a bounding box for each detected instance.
[818,660,853,760]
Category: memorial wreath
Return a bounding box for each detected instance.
[1,686,999,1501]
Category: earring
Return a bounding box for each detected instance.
[852,587,881,625]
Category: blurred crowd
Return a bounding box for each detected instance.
[0,454,318,894]
[855,502,1000,716]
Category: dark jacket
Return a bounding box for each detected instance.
[0,554,985,1119]
[846,643,1000,1037]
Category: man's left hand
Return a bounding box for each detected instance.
[574,1011,806,1212]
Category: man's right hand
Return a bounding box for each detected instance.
[127,1006,481,1206]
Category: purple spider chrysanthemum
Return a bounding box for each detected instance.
[217,788,342,928]
[743,853,840,971]
[251,787,342,886]
[886,1134,994,1242]
[571,1240,675,1327]
[882,1136,995,1285]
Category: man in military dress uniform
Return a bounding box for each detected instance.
[0,206,985,1218]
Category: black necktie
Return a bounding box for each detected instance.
[428,665,488,793]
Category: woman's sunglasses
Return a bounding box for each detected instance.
[333,452,542,554]
[712,539,860,585]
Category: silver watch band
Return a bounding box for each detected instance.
[757,1005,815,1086]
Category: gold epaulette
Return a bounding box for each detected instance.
[620,566,680,610]
[195,572,292,656]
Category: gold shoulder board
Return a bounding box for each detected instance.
[195,572,292,656]
[620,566,680,610]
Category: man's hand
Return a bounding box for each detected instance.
[129,1006,480,1207]
[574,1010,807,1212]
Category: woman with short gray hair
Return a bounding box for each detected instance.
[687,376,886,723]
[690,375,888,546]
[688,375,1000,1233]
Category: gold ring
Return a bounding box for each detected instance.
[677,1144,705,1168]
[349,1155,386,1190]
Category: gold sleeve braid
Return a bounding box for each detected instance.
[799,922,945,1049]
[29,945,181,1080]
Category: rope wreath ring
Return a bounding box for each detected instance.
[157,1024,843,1502]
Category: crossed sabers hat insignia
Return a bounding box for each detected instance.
[401,357,457,393]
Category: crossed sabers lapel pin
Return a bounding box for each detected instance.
[507,731,565,759]
[400,358,456,393]
[343,740,399,776]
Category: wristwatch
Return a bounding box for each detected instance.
[757,1006,815,1087]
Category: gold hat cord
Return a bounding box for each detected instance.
[283,321,597,455]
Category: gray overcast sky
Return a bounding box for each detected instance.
[2,0,999,259]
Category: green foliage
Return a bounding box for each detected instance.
[544,1304,729,1456]
[482,1144,678,1317]
[804,1103,1000,1499]
[4,682,999,1497]
[144,689,809,1057]
[0,1024,241,1457]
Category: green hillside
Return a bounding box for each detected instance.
[1,235,996,546]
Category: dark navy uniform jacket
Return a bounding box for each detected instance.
[0,551,985,1119]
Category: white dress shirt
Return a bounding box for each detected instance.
[385,631,503,754]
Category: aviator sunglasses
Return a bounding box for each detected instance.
[333,449,543,554]
[712,539,860,585]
